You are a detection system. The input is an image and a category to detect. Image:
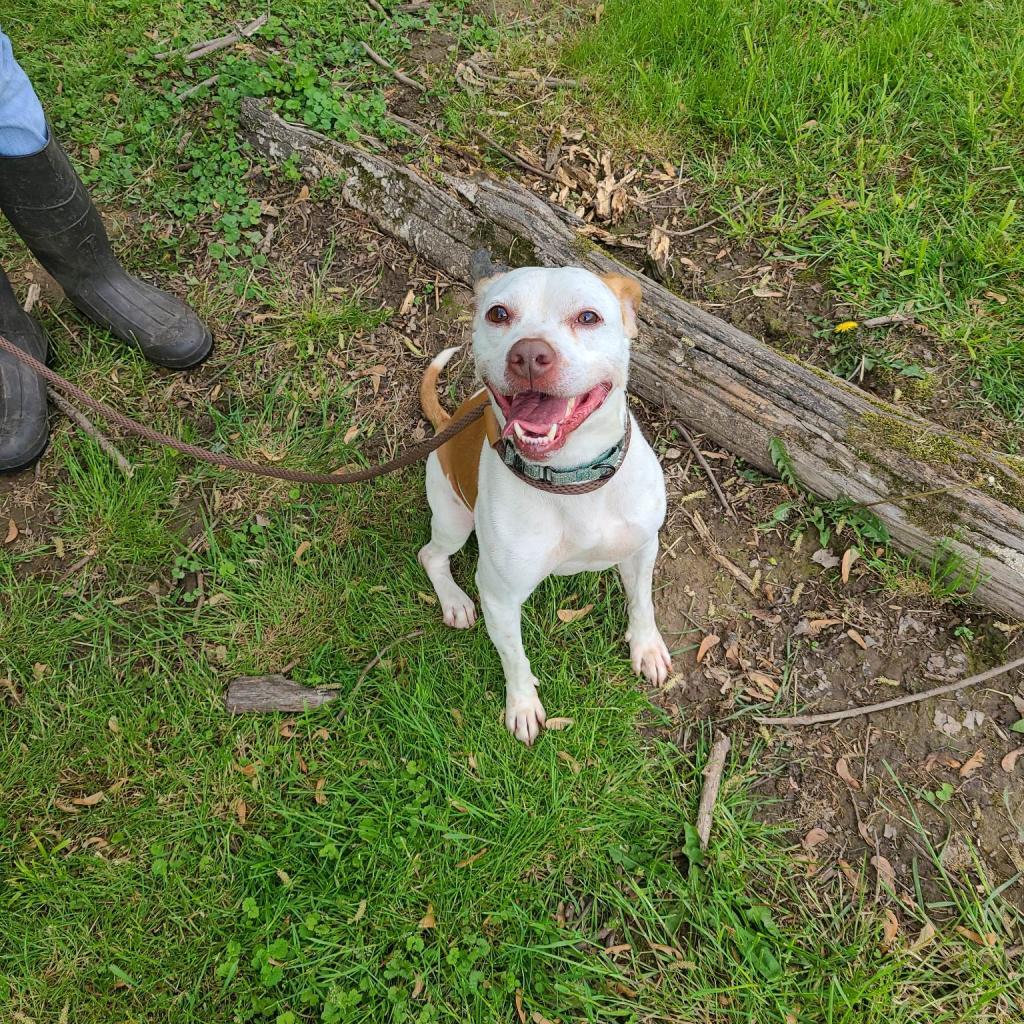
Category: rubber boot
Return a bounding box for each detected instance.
[0,267,49,472]
[0,133,212,369]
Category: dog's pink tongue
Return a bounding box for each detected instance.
[503,392,571,436]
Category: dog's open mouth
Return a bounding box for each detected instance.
[489,382,612,459]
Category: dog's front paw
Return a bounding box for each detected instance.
[505,688,546,746]
[440,589,477,629]
[630,631,673,686]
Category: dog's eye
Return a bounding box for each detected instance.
[485,304,511,324]
[577,310,602,325]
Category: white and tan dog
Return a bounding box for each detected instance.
[418,264,671,744]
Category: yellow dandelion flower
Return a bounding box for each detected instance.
[834,320,858,333]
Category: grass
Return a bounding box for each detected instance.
[2,2,1023,1020]
[562,0,1024,420]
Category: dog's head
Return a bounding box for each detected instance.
[471,265,641,461]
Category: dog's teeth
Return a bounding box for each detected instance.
[565,397,576,417]
[514,423,526,440]
[545,423,557,440]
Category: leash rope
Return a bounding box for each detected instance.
[0,332,484,486]
[0,333,623,493]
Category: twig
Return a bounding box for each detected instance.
[674,422,734,519]
[688,511,758,595]
[666,187,767,238]
[360,41,426,93]
[21,282,135,476]
[175,75,219,101]
[366,0,389,14]
[861,312,915,329]
[47,389,135,477]
[156,13,268,62]
[754,654,1024,727]
[696,732,731,849]
[473,129,558,180]
[351,628,425,700]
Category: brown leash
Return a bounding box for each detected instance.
[0,332,484,486]
[0,333,623,493]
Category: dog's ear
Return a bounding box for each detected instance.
[600,273,642,338]
[470,249,509,299]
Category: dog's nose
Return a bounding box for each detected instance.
[507,338,556,384]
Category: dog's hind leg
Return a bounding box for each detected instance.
[419,452,477,629]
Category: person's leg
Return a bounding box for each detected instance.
[0,30,50,471]
[0,29,212,369]
[0,30,47,157]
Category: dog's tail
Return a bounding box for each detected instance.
[420,347,461,430]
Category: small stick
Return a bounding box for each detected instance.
[21,283,135,476]
[47,388,135,478]
[351,628,425,698]
[861,313,915,329]
[696,731,731,850]
[360,41,426,92]
[156,13,268,62]
[666,187,767,238]
[175,75,219,101]
[688,511,757,595]
[674,421,734,519]
[472,128,558,181]
[366,0,389,14]
[754,654,1024,727]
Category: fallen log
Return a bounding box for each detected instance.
[224,675,338,713]
[240,98,1024,619]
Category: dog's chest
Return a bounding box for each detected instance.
[551,508,646,574]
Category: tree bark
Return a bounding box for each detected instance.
[240,98,1024,619]
[224,675,338,713]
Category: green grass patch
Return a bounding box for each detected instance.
[565,0,1024,417]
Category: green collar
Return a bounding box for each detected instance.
[495,416,631,492]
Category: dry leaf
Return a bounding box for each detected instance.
[71,791,105,807]
[293,540,312,565]
[235,798,247,825]
[794,617,843,637]
[959,749,985,777]
[838,859,863,890]
[456,847,488,868]
[847,628,868,650]
[810,548,840,569]
[910,920,936,952]
[515,989,527,1024]
[4,518,18,544]
[558,750,582,775]
[985,289,1008,304]
[314,778,328,805]
[545,717,575,731]
[802,827,829,850]
[349,898,367,924]
[418,904,436,929]
[54,799,81,814]
[1001,747,1023,773]
[278,719,296,739]
[312,727,330,742]
[956,925,997,946]
[841,547,859,583]
[297,184,310,202]
[557,604,594,624]
[275,868,292,886]
[343,424,360,444]
[603,943,632,956]
[411,974,424,1000]
[871,854,896,888]
[532,1014,555,1024]
[881,909,900,950]
[399,288,416,316]
[696,634,721,664]
[836,757,862,790]
[107,717,119,734]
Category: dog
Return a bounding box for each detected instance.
[418,263,671,744]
